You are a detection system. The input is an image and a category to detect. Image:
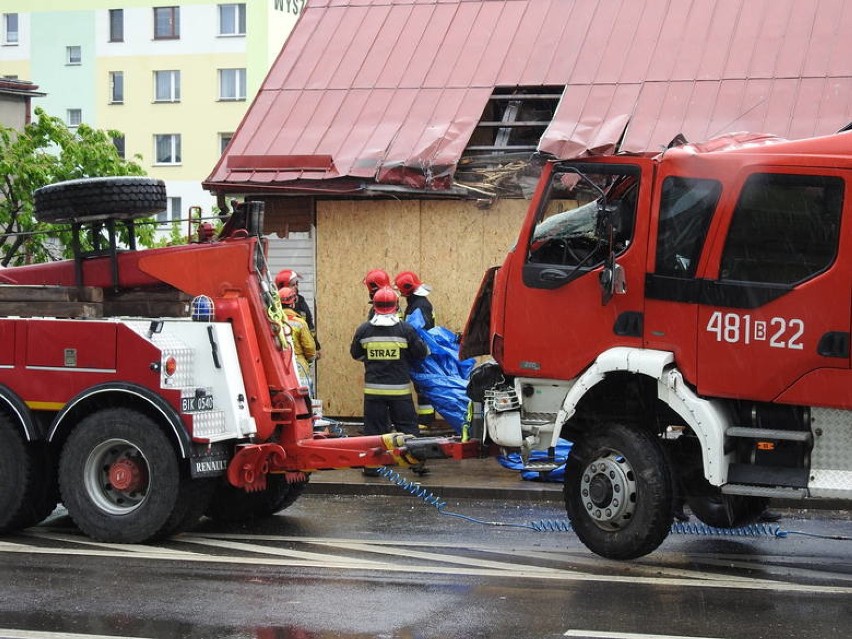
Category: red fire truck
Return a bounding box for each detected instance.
[462,131,852,559]
[0,176,464,544]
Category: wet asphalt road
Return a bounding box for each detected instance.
[0,493,850,639]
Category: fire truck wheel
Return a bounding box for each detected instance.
[58,408,181,543]
[564,423,674,560]
[206,474,309,523]
[33,176,167,224]
[686,490,770,529]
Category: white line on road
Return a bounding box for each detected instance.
[0,629,155,639]
[2,532,851,594]
[564,631,727,639]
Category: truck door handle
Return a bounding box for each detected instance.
[540,268,568,282]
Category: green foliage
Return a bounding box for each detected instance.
[0,107,157,266]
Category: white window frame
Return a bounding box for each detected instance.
[67,109,82,127]
[158,196,182,224]
[154,70,180,103]
[218,4,246,36]
[218,68,246,101]
[67,45,82,65]
[154,134,181,165]
[3,13,18,45]
[109,71,124,104]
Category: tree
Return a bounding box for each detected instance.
[0,108,157,267]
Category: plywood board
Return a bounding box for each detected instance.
[315,197,526,417]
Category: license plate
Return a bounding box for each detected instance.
[182,394,214,412]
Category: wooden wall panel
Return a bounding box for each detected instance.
[315,198,526,417]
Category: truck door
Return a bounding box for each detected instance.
[643,175,724,383]
[696,169,850,402]
[498,160,652,380]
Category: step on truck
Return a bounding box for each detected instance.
[461,131,852,559]
[0,176,469,544]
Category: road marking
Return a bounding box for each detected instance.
[0,630,155,639]
[178,536,388,567]
[22,530,201,556]
[2,530,851,594]
[565,632,726,639]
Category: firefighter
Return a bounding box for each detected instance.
[350,286,429,449]
[279,286,317,393]
[394,270,434,329]
[275,269,321,355]
[363,268,391,318]
[394,270,436,429]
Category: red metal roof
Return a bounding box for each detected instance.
[205,0,852,193]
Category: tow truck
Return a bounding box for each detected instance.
[0,176,471,544]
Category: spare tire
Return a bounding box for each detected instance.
[34,176,167,224]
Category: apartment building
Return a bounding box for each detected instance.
[0,1,303,229]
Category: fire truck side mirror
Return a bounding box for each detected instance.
[599,257,626,305]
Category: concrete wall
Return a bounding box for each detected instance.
[314,197,527,417]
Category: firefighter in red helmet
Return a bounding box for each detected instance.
[350,286,429,474]
[363,269,391,319]
[275,269,320,355]
[278,286,317,393]
[394,270,434,329]
[394,270,436,429]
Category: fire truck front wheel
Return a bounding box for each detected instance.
[58,408,182,543]
[564,424,674,560]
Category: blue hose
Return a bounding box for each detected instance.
[375,466,851,541]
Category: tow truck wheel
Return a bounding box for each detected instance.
[34,176,167,224]
[206,474,309,523]
[0,415,58,532]
[58,408,182,543]
[0,414,33,531]
[564,424,674,560]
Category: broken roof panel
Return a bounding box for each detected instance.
[205,0,852,193]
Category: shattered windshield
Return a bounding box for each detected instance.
[528,164,638,267]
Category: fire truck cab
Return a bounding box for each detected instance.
[462,131,852,559]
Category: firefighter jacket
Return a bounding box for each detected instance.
[350,315,429,396]
[294,293,321,350]
[283,307,316,377]
[404,294,435,330]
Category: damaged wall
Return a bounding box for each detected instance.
[315,197,525,417]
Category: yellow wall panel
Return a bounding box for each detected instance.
[315,198,526,417]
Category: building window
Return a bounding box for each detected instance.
[218,68,246,101]
[154,6,180,39]
[154,70,180,102]
[109,71,124,104]
[67,45,82,65]
[154,134,181,164]
[720,174,843,285]
[3,13,18,45]
[218,4,246,36]
[112,135,125,159]
[158,196,182,224]
[219,132,233,154]
[67,109,82,127]
[109,9,124,42]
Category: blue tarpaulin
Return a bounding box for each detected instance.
[497,438,573,482]
[406,309,475,433]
